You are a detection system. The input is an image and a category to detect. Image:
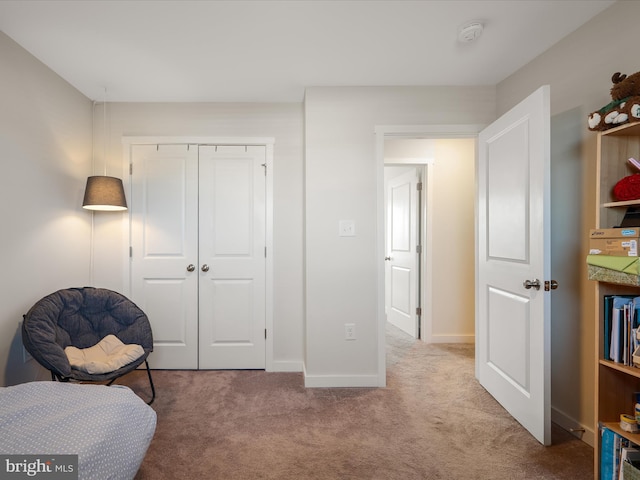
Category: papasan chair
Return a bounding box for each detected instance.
[22,287,155,404]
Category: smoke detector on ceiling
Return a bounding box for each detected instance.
[458,22,484,43]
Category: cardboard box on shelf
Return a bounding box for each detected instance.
[589,228,640,256]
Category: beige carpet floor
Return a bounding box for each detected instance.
[119,325,593,479]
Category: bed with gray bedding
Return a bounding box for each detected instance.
[0,381,156,480]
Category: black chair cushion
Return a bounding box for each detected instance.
[22,287,153,381]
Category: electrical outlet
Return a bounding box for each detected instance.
[345,323,356,340]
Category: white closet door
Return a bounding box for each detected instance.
[130,144,199,369]
[198,145,266,369]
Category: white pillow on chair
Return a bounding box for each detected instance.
[65,335,144,374]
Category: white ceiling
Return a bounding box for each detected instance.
[0,0,615,103]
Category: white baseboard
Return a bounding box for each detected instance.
[551,406,594,447]
[429,334,475,344]
[271,360,303,373]
[303,367,379,388]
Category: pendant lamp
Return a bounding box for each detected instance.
[82,88,127,211]
[82,175,127,211]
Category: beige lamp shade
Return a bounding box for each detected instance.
[82,176,127,211]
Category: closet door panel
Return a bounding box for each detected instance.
[198,145,266,369]
[130,144,199,369]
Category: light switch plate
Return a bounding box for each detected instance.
[339,220,355,237]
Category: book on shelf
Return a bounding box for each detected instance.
[602,426,638,480]
[604,295,640,367]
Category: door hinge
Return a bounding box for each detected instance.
[417,182,423,191]
[416,307,422,316]
[416,245,422,254]
[265,247,267,258]
[129,246,132,258]
[265,329,267,339]
[129,163,133,175]
[262,163,267,176]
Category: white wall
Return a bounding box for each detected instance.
[0,32,93,386]
[92,102,305,369]
[304,87,495,386]
[495,0,640,446]
[430,139,475,341]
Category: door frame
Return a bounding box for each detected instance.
[375,125,483,386]
[121,136,275,371]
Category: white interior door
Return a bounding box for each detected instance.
[385,168,419,338]
[130,144,199,369]
[477,85,551,445]
[197,145,266,369]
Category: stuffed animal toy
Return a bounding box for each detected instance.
[588,71,640,131]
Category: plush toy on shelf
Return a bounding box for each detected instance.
[613,158,640,201]
[588,71,640,131]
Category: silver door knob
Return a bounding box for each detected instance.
[384,256,392,261]
[187,264,195,272]
[523,279,541,290]
[201,264,210,272]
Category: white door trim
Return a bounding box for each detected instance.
[121,135,275,371]
[374,125,484,387]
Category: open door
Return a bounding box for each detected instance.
[385,167,420,338]
[476,85,551,445]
